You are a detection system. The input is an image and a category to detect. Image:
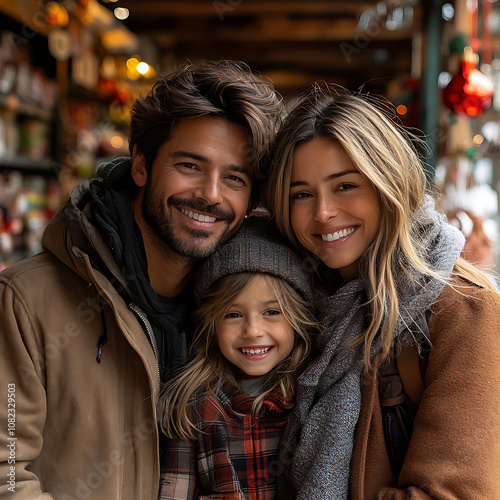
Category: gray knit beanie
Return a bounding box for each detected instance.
[194,216,313,302]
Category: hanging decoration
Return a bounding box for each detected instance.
[443,47,494,117]
[45,1,69,27]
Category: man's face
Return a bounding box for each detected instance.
[133,116,252,259]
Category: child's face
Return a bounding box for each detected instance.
[217,275,295,379]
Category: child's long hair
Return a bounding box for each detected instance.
[158,272,318,441]
[267,85,497,370]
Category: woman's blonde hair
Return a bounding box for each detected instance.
[158,272,318,441]
[267,85,496,369]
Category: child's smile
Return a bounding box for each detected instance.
[217,275,295,378]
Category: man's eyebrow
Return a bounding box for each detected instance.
[171,151,211,163]
[290,169,359,187]
[170,151,250,176]
[230,165,251,177]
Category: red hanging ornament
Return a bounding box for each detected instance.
[45,1,69,27]
[443,47,494,117]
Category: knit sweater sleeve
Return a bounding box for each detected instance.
[377,282,500,500]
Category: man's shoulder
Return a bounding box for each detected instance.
[0,251,78,297]
[1,252,59,282]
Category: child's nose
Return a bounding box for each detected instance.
[243,318,264,339]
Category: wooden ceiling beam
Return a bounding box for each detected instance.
[170,42,412,69]
[142,15,420,46]
[111,0,420,95]
[118,0,384,19]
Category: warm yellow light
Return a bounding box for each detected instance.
[127,68,140,80]
[137,62,150,75]
[146,65,157,78]
[110,136,124,149]
[473,134,484,145]
[114,7,129,20]
[396,104,407,115]
[126,57,139,70]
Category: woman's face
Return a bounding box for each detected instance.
[289,137,382,280]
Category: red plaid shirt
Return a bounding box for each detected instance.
[159,380,293,500]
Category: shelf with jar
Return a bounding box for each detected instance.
[0,1,157,266]
[0,24,58,175]
[0,16,64,268]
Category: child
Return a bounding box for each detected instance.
[267,86,500,499]
[157,216,319,500]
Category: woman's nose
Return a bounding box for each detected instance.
[314,195,338,223]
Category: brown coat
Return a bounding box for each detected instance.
[0,209,161,499]
[350,281,500,499]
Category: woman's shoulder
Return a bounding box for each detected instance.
[434,275,500,311]
[429,276,500,346]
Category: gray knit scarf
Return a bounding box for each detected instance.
[279,195,465,499]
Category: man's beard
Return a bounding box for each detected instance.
[142,182,238,259]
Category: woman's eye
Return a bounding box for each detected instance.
[338,183,356,191]
[290,191,311,200]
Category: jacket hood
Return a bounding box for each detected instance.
[41,157,134,291]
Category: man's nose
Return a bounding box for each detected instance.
[194,174,223,205]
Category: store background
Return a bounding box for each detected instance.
[0,0,499,283]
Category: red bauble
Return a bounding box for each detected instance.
[443,58,494,117]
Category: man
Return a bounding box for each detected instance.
[0,60,282,499]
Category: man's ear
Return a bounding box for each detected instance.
[131,145,147,187]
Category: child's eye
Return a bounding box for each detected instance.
[224,312,241,319]
[264,309,281,316]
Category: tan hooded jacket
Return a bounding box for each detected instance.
[0,172,163,499]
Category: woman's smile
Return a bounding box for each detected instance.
[289,137,382,280]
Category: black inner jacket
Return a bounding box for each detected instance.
[88,180,192,383]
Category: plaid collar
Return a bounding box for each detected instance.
[218,379,294,414]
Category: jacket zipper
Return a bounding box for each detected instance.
[128,304,161,383]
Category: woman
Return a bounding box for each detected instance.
[267,86,500,499]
